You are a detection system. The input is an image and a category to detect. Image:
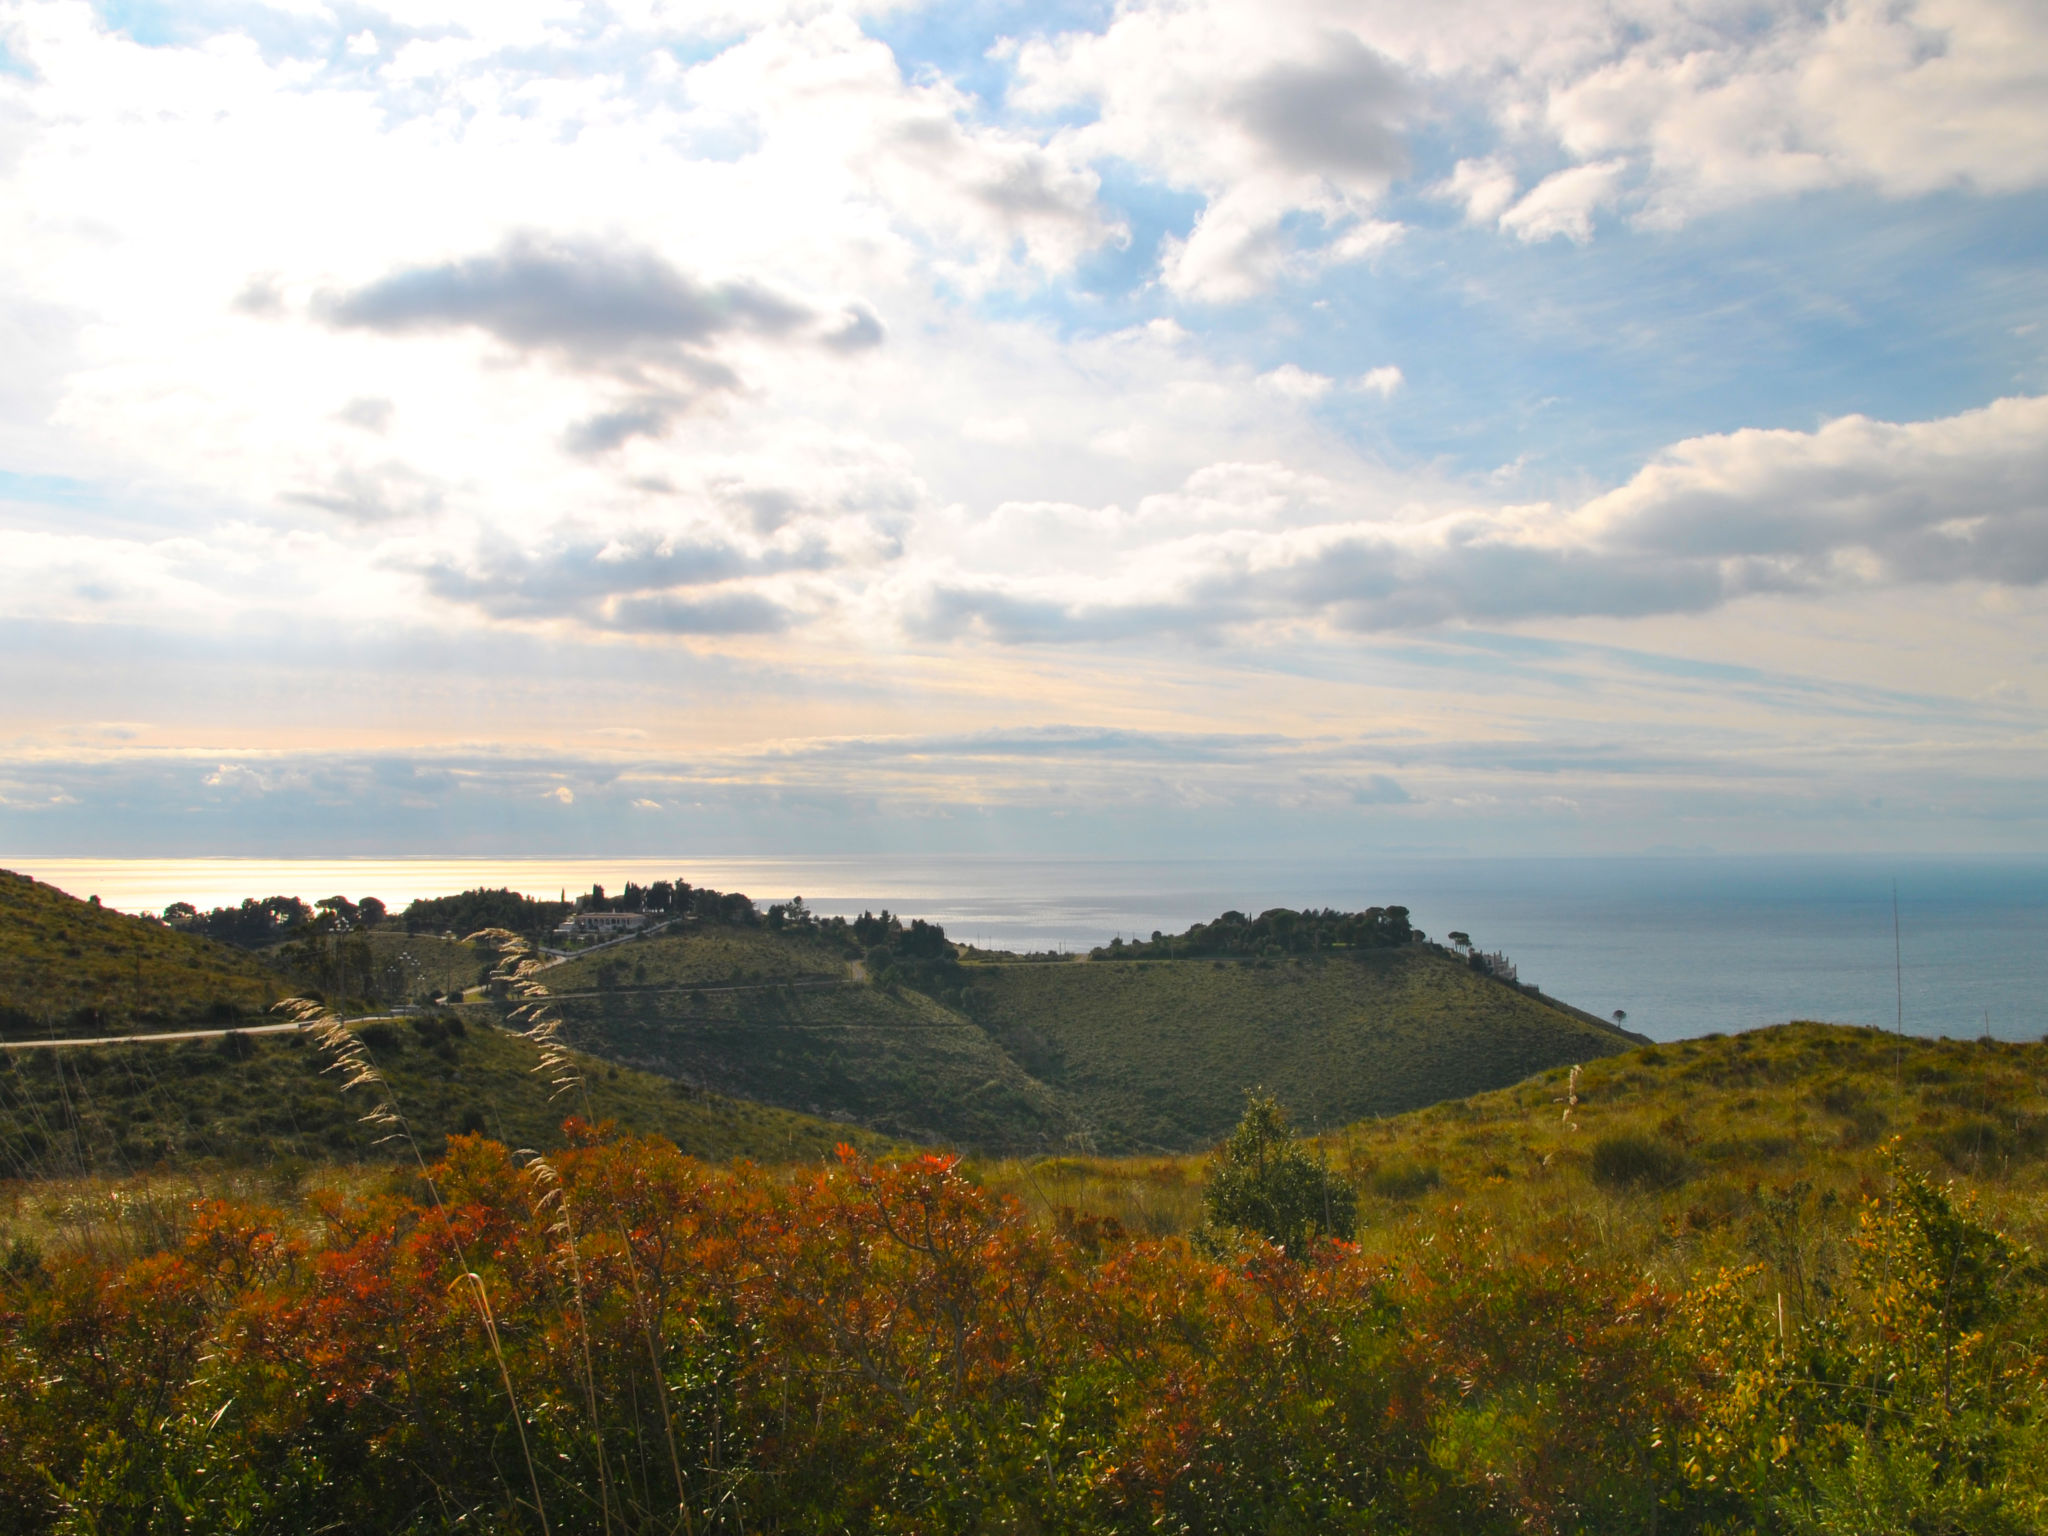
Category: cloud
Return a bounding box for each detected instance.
[285,459,442,522]
[1227,35,1412,183]
[961,414,1032,443]
[323,235,821,371]
[1438,157,1519,224]
[336,396,394,434]
[1018,19,1423,300]
[1256,364,1332,401]
[1020,0,2048,293]
[319,235,884,446]
[231,275,286,317]
[906,395,2048,640]
[1350,774,1411,805]
[414,523,827,631]
[1354,366,1403,400]
[562,398,688,457]
[606,590,791,634]
[823,306,885,352]
[1499,160,1630,244]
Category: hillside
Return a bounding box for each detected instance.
[0,870,281,1034]
[966,946,1638,1149]
[546,972,1068,1149]
[988,1022,2048,1254]
[530,921,1637,1152]
[0,1012,891,1178]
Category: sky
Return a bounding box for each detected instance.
[0,0,2043,860]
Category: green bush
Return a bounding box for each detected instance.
[1590,1132,1690,1190]
[1204,1091,1357,1250]
[1368,1159,1442,1200]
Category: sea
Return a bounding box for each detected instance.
[8,854,2045,1045]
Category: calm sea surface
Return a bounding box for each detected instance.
[9,854,2045,1044]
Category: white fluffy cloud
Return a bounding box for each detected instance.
[909,394,2048,640]
[1015,0,2048,280]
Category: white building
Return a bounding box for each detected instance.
[554,911,652,939]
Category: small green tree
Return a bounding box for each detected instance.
[1203,1090,1357,1252]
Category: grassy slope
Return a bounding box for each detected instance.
[535,931,1633,1153]
[967,948,1639,1151]
[0,871,280,1033]
[0,1015,891,1179]
[353,930,490,998]
[548,981,1066,1149]
[987,1023,2048,1258]
[541,926,846,990]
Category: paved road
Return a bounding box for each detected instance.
[0,1021,311,1050]
[0,1012,423,1051]
[538,978,852,1002]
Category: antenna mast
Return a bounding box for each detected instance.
[1892,879,1903,1036]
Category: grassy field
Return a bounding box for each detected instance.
[0,1012,892,1178]
[984,1022,2048,1258]
[962,947,1638,1150]
[0,870,281,1034]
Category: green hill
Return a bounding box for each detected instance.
[0,870,282,1035]
[532,922,1637,1153]
[0,1012,891,1179]
[964,947,1637,1149]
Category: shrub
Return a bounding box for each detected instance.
[1590,1132,1690,1190]
[1367,1159,1441,1200]
[1203,1091,1357,1249]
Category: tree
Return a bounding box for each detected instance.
[1612,1008,1627,1024]
[1204,1091,1356,1253]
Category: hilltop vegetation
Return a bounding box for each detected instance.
[0,870,280,1035]
[1,1024,2041,1535]
[1089,901,1418,959]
